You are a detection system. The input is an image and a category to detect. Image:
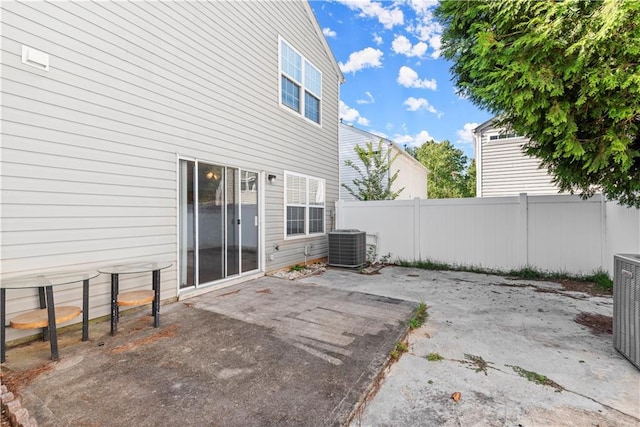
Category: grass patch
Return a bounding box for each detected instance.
[507,365,564,392]
[409,302,428,330]
[399,259,451,271]
[583,269,613,292]
[390,341,409,361]
[289,264,305,272]
[398,259,612,289]
[426,352,444,362]
[506,266,547,280]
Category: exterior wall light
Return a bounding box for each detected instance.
[268,174,277,184]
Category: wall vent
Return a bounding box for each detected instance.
[328,230,366,268]
[613,254,640,370]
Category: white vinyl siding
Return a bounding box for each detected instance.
[1,0,340,343]
[477,126,561,197]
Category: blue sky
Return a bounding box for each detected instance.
[310,0,493,158]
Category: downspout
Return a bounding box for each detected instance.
[473,127,482,197]
[386,141,392,191]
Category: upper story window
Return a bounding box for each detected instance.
[489,132,520,141]
[285,172,325,238]
[280,38,322,125]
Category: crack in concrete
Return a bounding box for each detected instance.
[443,356,639,422]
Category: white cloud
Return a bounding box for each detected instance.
[391,35,428,58]
[373,33,383,45]
[406,10,443,58]
[393,129,436,147]
[356,91,375,104]
[337,0,404,29]
[403,97,439,116]
[340,100,370,126]
[409,11,443,42]
[406,0,439,16]
[397,66,437,90]
[457,122,479,144]
[339,47,384,74]
[322,27,337,38]
[429,34,442,58]
[391,35,411,53]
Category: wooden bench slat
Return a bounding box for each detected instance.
[10,306,82,330]
[118,290,154,307]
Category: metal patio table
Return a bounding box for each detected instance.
[97,261,172,335]
[1,270,99,362]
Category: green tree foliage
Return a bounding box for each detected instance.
[414,140,475,198]
[436,0,640,207]
[342,140,404,200]
[466,159,476,198]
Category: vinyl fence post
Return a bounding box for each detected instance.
[414,197,421,261]
[518,193,528,268]
[600,194,608,273]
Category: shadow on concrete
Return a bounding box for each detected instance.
[1,277,415,427]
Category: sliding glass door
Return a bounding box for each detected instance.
[179,160,259,289]
[241,171,259,272]
[198,164,224,283]
[226,168,240,277]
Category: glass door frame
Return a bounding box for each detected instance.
[177,156,262,292]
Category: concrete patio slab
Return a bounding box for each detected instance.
[3,267,639,427]
[300,266,640,426]
[1,277,415,426]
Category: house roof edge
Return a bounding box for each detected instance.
[303,1,345,83]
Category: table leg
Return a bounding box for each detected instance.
[82,279,89,341]
[1,288,6,363]
[152,269,161,328]
[38,287,49,342]
[110,273,119,336]
[44,286,59,361]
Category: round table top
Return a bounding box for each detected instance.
[0,270,100,289]
[97,261,172,275]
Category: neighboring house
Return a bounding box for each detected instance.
[473,118,561,197]
[0,1,343,343]
[339,124,428,200]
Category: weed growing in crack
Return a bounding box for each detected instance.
[409,302,428,330]
[507,365,564,392]
[464,353,491,375]
[390,341,409,361]
[426,352,444,362]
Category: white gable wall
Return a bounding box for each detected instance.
[339,124,427,200]
[339,125,387,200]
[475,122,560,197]
[389,144,428,199]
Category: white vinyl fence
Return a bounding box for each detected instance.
[336,194,640,276]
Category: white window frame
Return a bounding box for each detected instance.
[284,171,326,239]
[278,36,322,126]
[488,131,521,141]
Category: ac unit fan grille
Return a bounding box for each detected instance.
[328,230,366,268]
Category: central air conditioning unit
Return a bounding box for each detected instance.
[328,229,366,268]
[613,254,640,370]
